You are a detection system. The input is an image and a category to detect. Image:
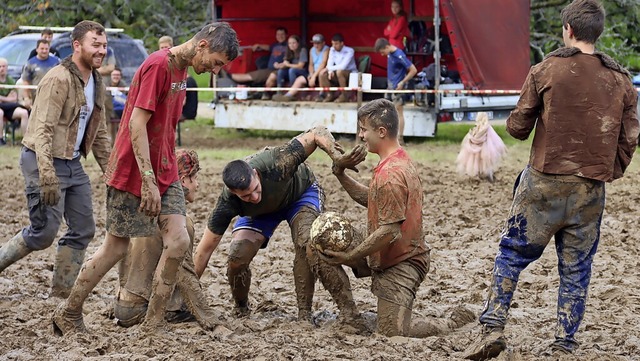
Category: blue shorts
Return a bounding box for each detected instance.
[232,182,324,248]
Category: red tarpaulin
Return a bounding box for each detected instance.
[215,0,529,90]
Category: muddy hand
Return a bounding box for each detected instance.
[40,174,61,206]
[318,249,351,266]
[139,176,161,217]
[334,144,367,173]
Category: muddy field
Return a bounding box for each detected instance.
[1,133,639,361]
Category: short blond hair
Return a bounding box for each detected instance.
[0,57,8,66]
[158,35,174,48]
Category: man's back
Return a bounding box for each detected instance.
[507,48,638,182]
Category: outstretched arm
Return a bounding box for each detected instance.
[194,228,224,278]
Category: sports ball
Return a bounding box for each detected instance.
[310,212,355,252]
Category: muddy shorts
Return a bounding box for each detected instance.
[106,181,186,238]
[371,256,429,309]
[232,182,324,248]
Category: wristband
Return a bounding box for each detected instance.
[142,169,155,177]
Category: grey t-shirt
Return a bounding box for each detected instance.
[73,73,95,158]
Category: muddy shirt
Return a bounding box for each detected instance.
[507,48,639,182]
[367,148,429,271]
[105,49,187,197]
[207,139,315,235]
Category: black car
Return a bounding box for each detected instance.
[0,29,148,85]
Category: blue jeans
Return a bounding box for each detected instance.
[277,67,308,87]
[479,167,604,352]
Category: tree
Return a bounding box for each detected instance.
[531,0,640,71]
[0,0,212,51]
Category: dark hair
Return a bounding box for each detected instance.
[42,28,53,36]
[561,0,605,44]
[193,22,240,62]
[36,39,51,48]
[72,20,105,42]
[276,27,288,35]
[112,67,122,74]
[391,0,407,18]
[357,98,399,138]
[374,38,390,52]
[222,160,254,190]
[285,35,302,61]
[332,33,345,42]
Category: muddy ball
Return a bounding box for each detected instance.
[310,212,354,252]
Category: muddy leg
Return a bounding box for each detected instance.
[376,298,411,336]
[53,233,129,335]
[142,215,190,331]
[290,207,318,321]
[227,230,264,317]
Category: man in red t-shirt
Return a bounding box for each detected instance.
[322,98,473,337]
[53,23,240,335]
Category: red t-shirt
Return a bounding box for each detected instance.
[105,49,187,197]
[384,15,409,49]
[367,148,428,270]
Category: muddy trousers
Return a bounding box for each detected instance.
[479,167,604,353]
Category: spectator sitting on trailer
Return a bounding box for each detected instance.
[221,27,288,99]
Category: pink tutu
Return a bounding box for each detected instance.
[456,112,506,180]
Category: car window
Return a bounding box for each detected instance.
[0,38,34,66]
[111,42,146,68]
[56,45,72,59]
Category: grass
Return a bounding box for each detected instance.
[188,68,215,103]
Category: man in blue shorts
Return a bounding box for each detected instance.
[194,126,366,330]
[375,37,417,145]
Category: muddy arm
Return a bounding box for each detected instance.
[332,166,369,207]
[194,228,224,278]
[347,223,401,260]
[295,125,343,162]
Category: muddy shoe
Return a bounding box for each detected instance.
[52,303,87,336]
[298,309,313,324]
[449,305,477,328]
[114,301,148,328]
[334,93,348,103]
[340,313,371,335]
[233,305,251,318]
[166,309,196,324]
[140,316,169,335]
[462,327,507,360]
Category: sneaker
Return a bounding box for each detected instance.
[261,93,271,100]
[334,93,348,103]
[314,94,326,102]
[323,93,337,103]
[462,326,507,360]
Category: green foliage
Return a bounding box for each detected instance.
[531,0,640,72]
[188,67,214,103]
[0,0,212,51]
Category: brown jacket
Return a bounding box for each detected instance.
[22,57,111,178]
[507,47,639,182]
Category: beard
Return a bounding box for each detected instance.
[80,51,103,70]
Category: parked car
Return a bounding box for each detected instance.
[0,29,147,85]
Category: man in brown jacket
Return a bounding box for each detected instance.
[0,20,111,299]
[463,1,639,359]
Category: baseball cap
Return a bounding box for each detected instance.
[311,34,324,43]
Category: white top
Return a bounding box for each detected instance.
[73,73,95,158]
[326,45,357,72]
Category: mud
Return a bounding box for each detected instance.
[1,139,639,360]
